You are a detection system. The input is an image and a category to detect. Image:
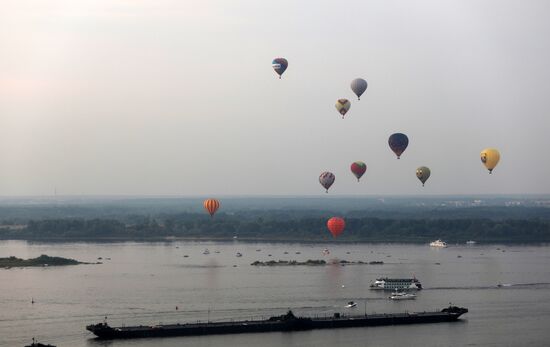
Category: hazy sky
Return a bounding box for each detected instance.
[1,0,549,196]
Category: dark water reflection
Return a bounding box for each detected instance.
[1,241,550,346]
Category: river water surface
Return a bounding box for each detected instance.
[1,241,550,346]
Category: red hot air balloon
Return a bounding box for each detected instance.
[327,217,345,238]
[350,161,367,182]
[203,199,220,217]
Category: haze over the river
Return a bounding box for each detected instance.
[1,0,549,196]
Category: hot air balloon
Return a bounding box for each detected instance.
[272,58,288,79]
[327,217,345,238]
[388,133,409,159]
[335,99,351,119]
[319,171,335,193]
[203,199,220,217]
[350,78,368,100]
[416,166,431,186]
[350,161,367,182]
[480,148,500,174]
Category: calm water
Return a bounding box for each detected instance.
[1,241,550,346]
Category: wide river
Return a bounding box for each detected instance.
[1,241,550,346]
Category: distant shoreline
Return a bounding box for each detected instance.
[1,199,549,244]
[0,237,549,245]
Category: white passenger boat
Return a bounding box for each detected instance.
[370,277,422,291]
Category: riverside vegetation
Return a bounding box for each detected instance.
[1,197,549,243]
[1,214,549,243]
[0,255,87,268]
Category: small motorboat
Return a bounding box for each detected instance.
[345,301,357,308]
[497,283,512,288]
[389,292,416,300]
[429,239,447,248]
[203,249,210,255]
[236,252,243,257]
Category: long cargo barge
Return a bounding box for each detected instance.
[86,305,468,340]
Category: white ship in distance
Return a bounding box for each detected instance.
[430,239,447,248]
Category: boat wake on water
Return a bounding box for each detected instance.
[426,282,550,290]
[176,264,226,268]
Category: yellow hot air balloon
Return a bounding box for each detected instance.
[480,148,500,174]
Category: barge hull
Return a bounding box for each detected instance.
[87,306,468,340]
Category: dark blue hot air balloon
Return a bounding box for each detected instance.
[272,58,288,79]
[388,133,409,159]
[350,78,368,100]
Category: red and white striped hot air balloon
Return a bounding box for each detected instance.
[203,199,220,217]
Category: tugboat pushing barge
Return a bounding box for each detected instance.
[87,305,468,340]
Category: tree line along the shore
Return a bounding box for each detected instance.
[1,214,549,243]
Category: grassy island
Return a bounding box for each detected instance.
[0,254,88,268]
[250,259,384,266]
